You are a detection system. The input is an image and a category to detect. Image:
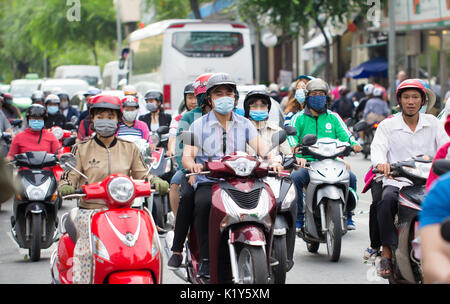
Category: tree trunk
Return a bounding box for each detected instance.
[190,0,201,19]
[92,42,98,66]
[314,17,331,83]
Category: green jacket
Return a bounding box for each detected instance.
[175,107,206,169]
[287,107,358,161]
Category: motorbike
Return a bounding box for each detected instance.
[294,135,354,262]
[353,120,379,159]
[169,130,289,284]
[9,151,62,261]
[50,153,162,284]
[372,155,432,284]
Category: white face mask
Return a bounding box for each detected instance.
[123,110,138,122]
[60,101,69,109]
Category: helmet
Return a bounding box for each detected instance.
[89,94,122,119]
[25,104,47,122]
[205,73,237,97]
[305,78,329,95]
[121,95,139,108]
[31,91,45,103]
[144,90,163,103]
[396,79,427,105]
[123,85,137,96]
[184,82,195,99]
[363,83,374,96]
[193,73,214,96]
[57,91,70,101]
[2,93,13,103]
[84,88,102,97]
[372,86,385,97]
[243,90,272,118]
[45,94,60,104]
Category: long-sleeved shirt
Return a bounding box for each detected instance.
[370,113,449,188]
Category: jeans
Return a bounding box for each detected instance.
[290,167,357,223]
[170,169,184,185]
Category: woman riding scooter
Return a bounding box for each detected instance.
[58,94,169,284]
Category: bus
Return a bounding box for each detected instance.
[122,19,254,112]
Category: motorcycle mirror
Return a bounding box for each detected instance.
[62,136,76,147]
[11,119,22,128]
[302,134,317,146]
[284,126,297,136]
[59,153,77,171]
[353,121,368,132]
[157,125,169,135]
[432,159,450,176]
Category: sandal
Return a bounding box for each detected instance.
[378,257,392,278]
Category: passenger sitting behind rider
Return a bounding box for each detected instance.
[182,73,283,278]
[58,94,169,284]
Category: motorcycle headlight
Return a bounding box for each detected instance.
[107,177,135,203]
[402,162,432,179]
[281,185,297,210]
[225,158,257,177]
[28,187,46,201]
[92,234,110,261]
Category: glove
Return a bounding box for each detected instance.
[150,176,169,196]
[59,185,75,196]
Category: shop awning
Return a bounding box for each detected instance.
[345,57,388,79]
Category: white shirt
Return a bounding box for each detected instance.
[371,113,449,188]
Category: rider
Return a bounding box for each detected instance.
[287,78,362,231]
[167,73,214,270]
[284,75,313,126]
[370,78,448,278]
[182,73,283,278]
[57,91,79,123]
[58,94,169,284]
[362,86,389,124]
[31,91,45,106]
[44,94,67,129]
[1,93,22,120]
[76,88,102,127]
[354,83,374,123]
[6,104,61,161]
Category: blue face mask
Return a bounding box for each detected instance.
[213,96,235,115]
[307,95,327,111]
[295,89,305,104]
[249,110,269,121]
[47,105,59,114]
[29,119,44,131]
[234,107,245,117]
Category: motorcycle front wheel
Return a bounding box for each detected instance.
[237,245,268,284]
[271,235,287,284]
[325,200,342,262]
[29,213,42,262]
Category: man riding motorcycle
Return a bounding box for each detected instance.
[58,94,169,284]
[181,73,283,278]
[287,78,362,231]
[44,94,67,129]
[370,78,448,278]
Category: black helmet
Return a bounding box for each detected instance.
[144,90,163,104]
[31,91,45,104]
[57,91,70,101]
[205,73,238,97]
[26,104,47,122]
[243,90,271,118]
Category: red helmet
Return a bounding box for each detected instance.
[120,96,139,109]
[396,79,427,105]
[193,73,214,96]
[88,94,122,118]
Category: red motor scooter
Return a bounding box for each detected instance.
[171,131,286,284]
[50,155,162,284]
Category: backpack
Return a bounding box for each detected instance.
[337,97,354,119]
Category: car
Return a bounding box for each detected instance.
[236,84,284,127]
[9,79,43,111]
[54,65,102,87]
[39,78,90,100]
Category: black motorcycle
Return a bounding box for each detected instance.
[10,151,61,261]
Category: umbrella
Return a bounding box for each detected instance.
[345,57,388,79]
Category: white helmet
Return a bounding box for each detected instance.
[363,83,374,96]
[372,86,385,97]
[123,85,137,96]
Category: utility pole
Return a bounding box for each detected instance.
[115,0,122,56]
[388,0,396,107]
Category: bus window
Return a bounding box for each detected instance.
[172,32,243,58]
[130,34,164,75]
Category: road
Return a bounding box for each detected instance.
[0,153,387,284]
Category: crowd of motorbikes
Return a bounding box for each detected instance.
[1,100,449,285]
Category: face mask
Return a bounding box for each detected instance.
[234,107,245,117]
[47,105,59,114]
[295,89,305,104]
[93,119,118,137]
[146,103,158,113]
[249,110,269,121]
[123,110,138,122]
[29,119,44,131]
[213,96,235,115]
[307,95,327,111]
[60,101,69,109]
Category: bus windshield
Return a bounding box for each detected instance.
[172,31,243,57]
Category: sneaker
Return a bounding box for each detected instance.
[167,253,183,269]
[347,216,356,230]
[197,259,210,279]
[363,247,380,260]
[295,219,304,233]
